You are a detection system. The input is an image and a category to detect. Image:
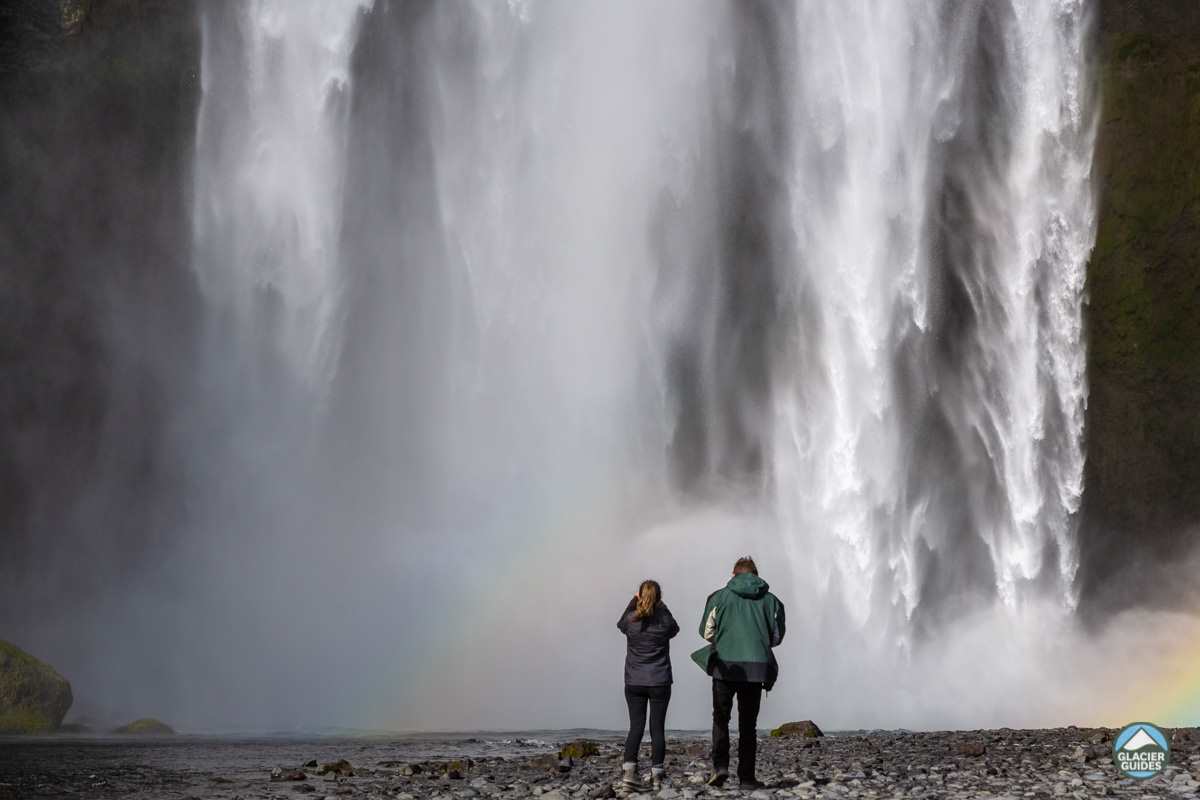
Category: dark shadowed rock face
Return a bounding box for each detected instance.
[0,0,201,643]
[1079,0,1200,616]
[0,640,72,733]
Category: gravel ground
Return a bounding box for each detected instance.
[0,726,1196,799]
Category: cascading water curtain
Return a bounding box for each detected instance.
[771,0,1096,630]
[179,0,1096,728]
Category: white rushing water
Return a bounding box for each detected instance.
[183,0,1097,729]
[772,0,1096,628]
[192,0,369,387]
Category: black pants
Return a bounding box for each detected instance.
[624,684,671,766]
[711,678,763,780]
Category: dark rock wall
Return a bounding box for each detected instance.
[0,1,200,618]
[1079,0,1200,613]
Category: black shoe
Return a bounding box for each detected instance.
[706,771,728,787]
[738,777,766,790]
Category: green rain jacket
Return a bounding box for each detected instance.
[690,572,785,690]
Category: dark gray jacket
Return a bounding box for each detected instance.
[617,599,680,686]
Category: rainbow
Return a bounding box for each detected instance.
[1111,631,1200,728]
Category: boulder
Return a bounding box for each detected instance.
[770,720,824,738]
[0,640,73,733]
[112,718,175,735]
[270,767,307,782]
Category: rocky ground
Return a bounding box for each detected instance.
[0,727,1197,799]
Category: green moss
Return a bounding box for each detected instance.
[558,739,600,759]
[1113,32,1161,65]
[112,718,175,735]
[0,707,56,734]
[770,720,824,738]
[0,640,73,734]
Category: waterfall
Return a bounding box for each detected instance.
[180,0,1096,728]
[770,0,1096,628]
[192,0,369,387]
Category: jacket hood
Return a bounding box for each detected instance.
[727,572,769,598]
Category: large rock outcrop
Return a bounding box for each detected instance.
[0,640,72,733]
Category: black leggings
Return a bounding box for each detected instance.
[624,684,671,766]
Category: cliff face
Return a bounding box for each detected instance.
[0,0,200,615]
[1080,1,1200,611]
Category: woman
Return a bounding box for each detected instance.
[616,579,679,790]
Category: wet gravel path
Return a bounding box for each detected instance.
[0,727,1196,799]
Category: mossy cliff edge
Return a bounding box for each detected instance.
[0,640,72,733]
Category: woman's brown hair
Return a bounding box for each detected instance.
[634,579,662,619]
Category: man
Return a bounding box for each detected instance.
[693,556,785,789]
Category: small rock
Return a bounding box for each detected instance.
[316,760,353,778]
[271,768,307,782]
[530,755,561,771]
[304,760,318,768]
[956,740,987,757]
